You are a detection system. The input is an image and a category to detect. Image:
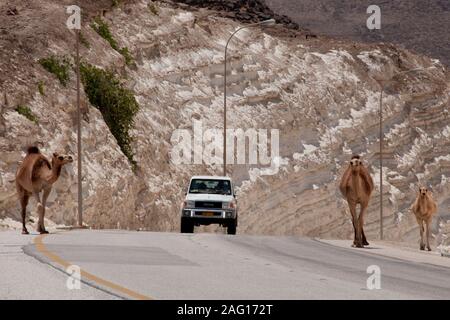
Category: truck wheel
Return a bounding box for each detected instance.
[227,221,237,235]
[181,218,194,233]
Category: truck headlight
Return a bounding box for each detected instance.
[183,200,195,209]
[182,210,191,217]
[222,201,236,209]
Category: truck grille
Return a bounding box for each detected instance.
[195,201,222,209]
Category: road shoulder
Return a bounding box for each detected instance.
[316,238,450,269]
[0,230,117,299]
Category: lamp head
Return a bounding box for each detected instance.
[259,19,276,26]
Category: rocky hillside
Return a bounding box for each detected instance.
[172,0,301,29]
[265,0,450,66]
[0,0,449,247]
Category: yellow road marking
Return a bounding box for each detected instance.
[34,234,153,300]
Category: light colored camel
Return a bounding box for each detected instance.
[339,155,374,248]
[410,186,437,251]
[15,146,73,234]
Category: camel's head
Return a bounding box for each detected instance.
[349,155,362,173]
[419,186,428,197]
[52,152,73,166]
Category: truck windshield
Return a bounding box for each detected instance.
[189,179,232,195]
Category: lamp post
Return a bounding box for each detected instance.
[66,5,83,228]
[223,19,275,177]
[377,66,434,240]
[75,29,82,227]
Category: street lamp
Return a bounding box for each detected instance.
[65,5,83,228]
[223,19,276,177]
[75,29,82,227]
[377,66,435,240]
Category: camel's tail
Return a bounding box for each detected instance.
[26,146,40,154]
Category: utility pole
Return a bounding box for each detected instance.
[76,29,82,227]
[379,84,384,240]
[66,5,83,227]
[376,66,434,240]
[223,19,275,177]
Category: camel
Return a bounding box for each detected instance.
[15,146,73,234]
[339,155,374,248]
[410,186,437,251]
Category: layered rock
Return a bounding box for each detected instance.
[264,0,450,67]
[172,0,301,29]
[0,0,448,247]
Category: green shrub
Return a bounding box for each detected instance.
[91,17,134,66]
[38,56,71,87]
[80,63,139,168]
[38,81,45,96]
[119,47,134,66]
[16,105,38,124]
[148,2,159,15]
[91,17,119,50]
[79,32,90,49]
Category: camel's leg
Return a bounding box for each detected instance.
[360,202,369,246]
[362,229,369,246]
[19,192,30,235]
[356,203,368,248]
[416,217,425,250]
[33,192,45,234]
[349,204,357,245]
[349,202,362,247]
[39,187,51,234]
[425,219,432,251]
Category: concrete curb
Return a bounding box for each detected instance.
[315,238,450,269]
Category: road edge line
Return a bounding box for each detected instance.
[34,233,154,300]
[313,238,450,269]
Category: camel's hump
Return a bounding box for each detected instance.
[27,146,40,154]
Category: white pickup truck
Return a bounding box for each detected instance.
[180,176,238,235]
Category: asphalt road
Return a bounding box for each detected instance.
[0,231,116,299]
[8,229,449,299]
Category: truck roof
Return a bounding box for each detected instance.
[190,176,231,181]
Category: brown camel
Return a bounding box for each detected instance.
[410,186,437,251]
[15,146,73,234]
[339,155,374,248]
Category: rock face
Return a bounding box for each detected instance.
[264,0,450,67]
[173,0,301,29]
[0,0,449,247]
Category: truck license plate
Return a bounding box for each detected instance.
[202,212,214,216]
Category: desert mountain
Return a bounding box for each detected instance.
[0,0,449,248]
[264,0,450,66]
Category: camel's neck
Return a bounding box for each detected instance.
[47,160,62,184]
[351,172,363,197]
[417,196,428,211]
